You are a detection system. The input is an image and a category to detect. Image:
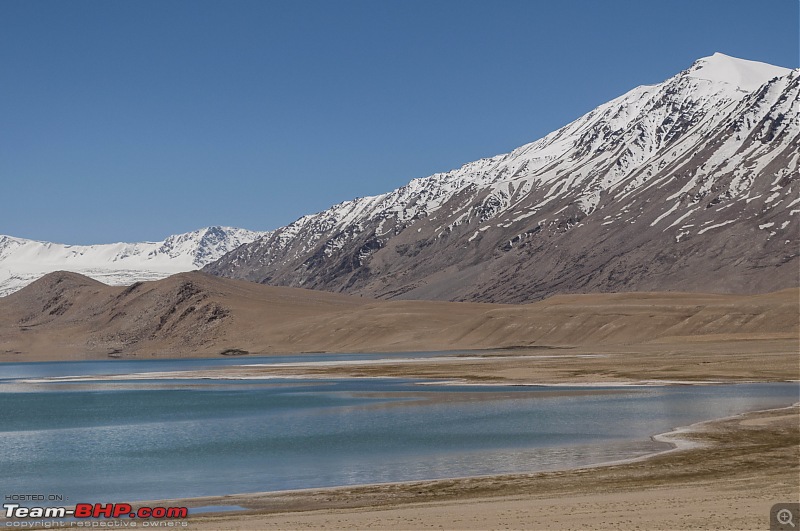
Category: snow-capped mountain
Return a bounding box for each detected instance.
[0,227,269,297]
[205,53,799,303]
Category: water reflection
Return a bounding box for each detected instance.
[0,371,796,503]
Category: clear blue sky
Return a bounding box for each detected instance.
[2,0,798,244]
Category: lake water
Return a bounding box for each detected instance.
[0,356,797,503]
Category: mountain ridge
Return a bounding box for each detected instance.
[204,54,799,302]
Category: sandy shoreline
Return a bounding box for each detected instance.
[134,402,797,530]
[14,338,799,387]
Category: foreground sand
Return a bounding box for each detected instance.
[172,404,799,530]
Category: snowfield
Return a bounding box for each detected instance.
[0,227,269,297]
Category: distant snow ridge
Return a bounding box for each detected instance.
[204,53,799,302]
[0,227,269,297]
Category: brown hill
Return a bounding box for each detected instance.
[0,271,797,361]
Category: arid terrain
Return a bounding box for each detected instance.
[0,270,797,364]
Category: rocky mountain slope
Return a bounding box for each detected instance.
[1,271,796,361]
[0,226,268,297]
[205,53,799,302]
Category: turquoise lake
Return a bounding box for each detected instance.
[0,355,797,503]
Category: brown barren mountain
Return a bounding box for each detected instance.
[0,270,797,362]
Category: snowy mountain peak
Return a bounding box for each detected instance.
[0,227,270,297]
[158,226,269,266]
[204,54,798,302]
[686,52,791,91]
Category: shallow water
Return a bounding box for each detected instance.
[0,351,451,380]
[0,357,796,503]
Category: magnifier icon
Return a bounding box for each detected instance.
[778,508,796,527]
